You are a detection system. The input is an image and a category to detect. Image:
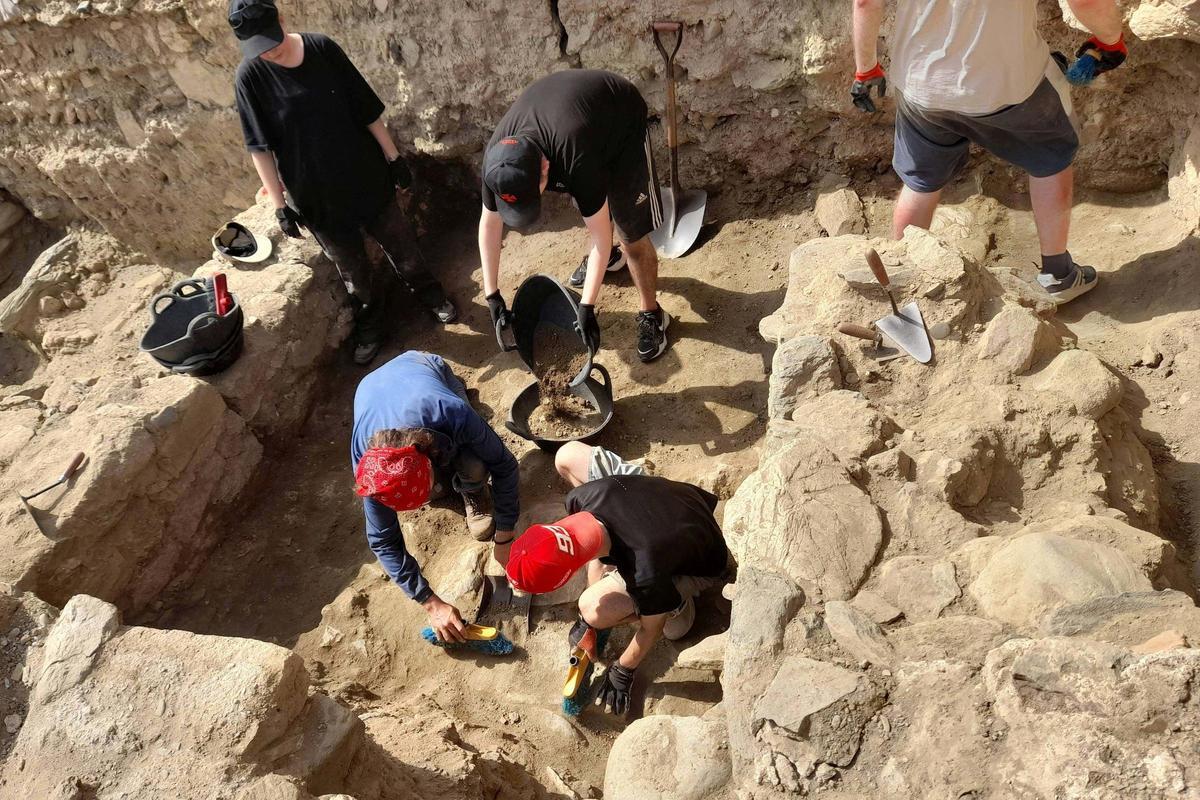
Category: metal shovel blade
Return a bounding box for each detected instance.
[650,187,707,259]
[875,302,933,364]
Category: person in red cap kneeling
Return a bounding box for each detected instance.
[353,351,520,643]
[506,445,730,717]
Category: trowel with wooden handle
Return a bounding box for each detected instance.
[865,249,933,364]
[837,322,905,362]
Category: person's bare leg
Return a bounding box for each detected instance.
[1028,167,1073,257]
[586,558,609,586]
[622,235,659,313]
[554,441,592,488]
[892,185,942,239]
[578,578,638,628]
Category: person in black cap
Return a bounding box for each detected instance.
[228,0,456,365]
[479,70,671,364]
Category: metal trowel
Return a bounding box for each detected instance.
[865,249,933,364]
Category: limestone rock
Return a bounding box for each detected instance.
[976,305,1054,376]
[604,715,731,800]
[824,600,895,667]
[1169,118,1200,230]
[1129,0,1200,43]
[1018,514,1178,587]
[815,190,866,236]
[0,199,25,234]
[774,390,898,463]
[876,556,961,621]
[1030,349,1123,420]
[881,483,987,553]
[3,598,363,798]
[0,235,77,343]
[849,589,902,624]
[724,438,883,602]
[889,615,1011,667]
[768,335,841,419]
[970,532,1152,628]
[752,655,884,767]
[1040,589,1200,646]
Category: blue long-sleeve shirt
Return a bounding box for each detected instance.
[351,351,520,603]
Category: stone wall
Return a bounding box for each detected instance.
[1,0,1198,261]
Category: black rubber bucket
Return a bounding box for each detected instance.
[139,278,244,375]
[505,363,614,453]
[511,274,592,380]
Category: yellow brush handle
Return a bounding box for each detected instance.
[463,623,499,641]
[563,646,593,697]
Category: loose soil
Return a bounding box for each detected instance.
[528,322,599,439]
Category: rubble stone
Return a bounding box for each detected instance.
[815,189,866,236]
[604,715,731,800]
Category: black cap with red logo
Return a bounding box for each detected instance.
[483,135,543,229]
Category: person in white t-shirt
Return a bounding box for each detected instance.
[851,0,1126,305]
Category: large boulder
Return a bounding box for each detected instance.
[969,532,1152,629]
[1018,514,1181,588]
[604,714,731,800]
[1029,349,1123,421]
[874,556,961,622]
[723,438,883,602]
[1,595,363,798]
[775,390,898,464]
[1040,589,1200,647]
[767,335,841,420]
[975,305,1055,377]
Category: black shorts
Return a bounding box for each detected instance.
[608,124,662,244]
[893,75,1079,193]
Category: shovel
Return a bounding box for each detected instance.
[837,322,905,362]
[18,452,86,537]
[866,249,933,364]
[649,21,707,259]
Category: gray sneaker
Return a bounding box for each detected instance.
[1037,265,1098,305]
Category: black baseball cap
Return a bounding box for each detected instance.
[228,0,285,60]
[483,136,543,229]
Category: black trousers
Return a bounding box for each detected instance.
[312,196,446,343]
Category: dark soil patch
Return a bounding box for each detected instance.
[529,322,599,439]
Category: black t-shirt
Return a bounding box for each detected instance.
[482,70,647,218]
[234,33,392,233]
[565,475,728,615]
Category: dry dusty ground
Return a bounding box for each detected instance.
[139,173,1200,792]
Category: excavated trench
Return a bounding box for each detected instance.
[130,174,1200,793]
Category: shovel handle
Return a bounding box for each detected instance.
[61,452,86,482]
[837,323,879,342]
[866,248,890,289]
[651,21,684,185]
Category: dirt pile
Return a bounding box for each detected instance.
[0,1,1198,258]
[528,322,600,439]
[602,218,1200,799]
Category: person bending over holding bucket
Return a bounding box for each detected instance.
[351,351,519,643]
[506,441,731,716]
[227,0,456,366]
[479,70,672,365]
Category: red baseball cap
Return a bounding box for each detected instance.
[506,512,605,593]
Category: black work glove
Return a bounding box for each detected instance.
[851,64,887,113]
[486,291,515,351]
[275,206,304,238]
[596,663,635,716]
[388,156,413,190]
[575,303,600,354]
[1076,34,1127,76]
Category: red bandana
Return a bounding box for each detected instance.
[354,446,433,511]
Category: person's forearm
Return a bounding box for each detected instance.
[1065,0,1123,44]
[479,209,504,296]
[617,614,666,669]
[580,241,611,306]
[250,151,286,209]
[852,0,886,72]
[368,117,400,161]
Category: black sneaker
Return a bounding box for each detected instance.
[1036,264,1098,305]
[636,305,671,363]
[432,299,457,323]
[567,246,627,288]
[353,339,383,365]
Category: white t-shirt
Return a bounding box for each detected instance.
[890,0,1052,115]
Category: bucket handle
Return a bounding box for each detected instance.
[589,362,611,392]
[149,278,212,320]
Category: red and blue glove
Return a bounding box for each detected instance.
[1067,34,1127,85]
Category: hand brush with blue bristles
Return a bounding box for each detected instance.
[421,622,514,656]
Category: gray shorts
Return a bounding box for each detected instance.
[893,75,1079,192]
[586,446,646,482]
